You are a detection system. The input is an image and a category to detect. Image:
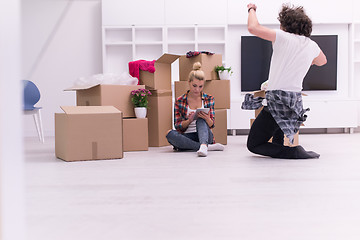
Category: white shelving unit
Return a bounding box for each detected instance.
[350,21,360,126]
[350,23,360,99]
[102,25,227,75]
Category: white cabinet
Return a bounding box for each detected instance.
[102,0,165,25]
[102,26,164,74]
[164,0,227,25]
[228,0,353,25]
[352,24,360,99]
[350,22,360,126]
[167,26,196,55]
[302,99,358,129]
[102,25,227,75]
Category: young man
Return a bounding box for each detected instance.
[242,3,327,159]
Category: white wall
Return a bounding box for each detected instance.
[22,0,102,137]
[0,1,25,240]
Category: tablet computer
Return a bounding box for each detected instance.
[194,108,210,120]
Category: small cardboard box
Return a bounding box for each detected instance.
[212,109,227,145]
[139,53,180,90]
[55,106,123,161]
[65,84,145,118]
[253,90,266,117]
[175,80,230,109]
[147,89,172,147]
[123,118,148,151]
[179,54,222,81]
[250,118,299,146]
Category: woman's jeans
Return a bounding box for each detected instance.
[247,107,311,159]
[166,118,214,151]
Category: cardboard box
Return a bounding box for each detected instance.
[139,54,180,90]
[65,84,145,118]
[175,80,230,109]
[123,118,148,151]
[55,106,123,161]
[212,109,227,145]
[147,89,172,147]
[179,54,222,81]
[250,118,299,146]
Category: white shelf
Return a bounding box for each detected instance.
[134,42,163,45]
[198,41,226,44]
[105,42,132,46]
[168,41,196,44]
[102,24,227,74]
[167,27,195,42]
[134,27,163,42]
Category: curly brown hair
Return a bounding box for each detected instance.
[277,4,312,37]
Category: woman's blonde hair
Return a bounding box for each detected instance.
[188,62,205,82]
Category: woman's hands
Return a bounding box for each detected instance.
[197,111,213,127]
[188,112,196,122]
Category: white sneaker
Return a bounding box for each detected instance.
[197,144,208,157]
[208,143,225,151]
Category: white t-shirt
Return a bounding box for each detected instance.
[267,29,321,92]
[184,101,204,133]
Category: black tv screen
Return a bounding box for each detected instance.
[241,35,338,91]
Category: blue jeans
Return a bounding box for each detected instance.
[166,118,214,151]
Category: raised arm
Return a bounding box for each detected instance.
[247,3,276,42]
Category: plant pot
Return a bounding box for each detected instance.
[134,107,147,118]
[218,71,230,80]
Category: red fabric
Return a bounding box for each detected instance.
[129,60,156,84]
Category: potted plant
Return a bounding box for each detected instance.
[215,65,233,80]
[131,88,152,118]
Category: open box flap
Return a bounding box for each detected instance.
[156,53,181,64]
[60,106,121,114]
[63,83,100,91]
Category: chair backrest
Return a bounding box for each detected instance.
[23,80,41,110]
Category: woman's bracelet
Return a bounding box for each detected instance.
[248,7,256,13]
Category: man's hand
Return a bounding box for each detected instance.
[247,3,257,12]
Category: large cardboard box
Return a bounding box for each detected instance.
[250,118,299,146]
[175,80,230,109]
[139,54,180,90]
[212,109,227,145]
[65,84,145,118]
[55,106,123,161]
[147,89,172,147]
[179,54,222,81]
[123,118,148,151]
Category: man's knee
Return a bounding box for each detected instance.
[246,136,257,154]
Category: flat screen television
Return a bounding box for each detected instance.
[241,35,338,92]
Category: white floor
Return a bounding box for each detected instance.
[25,133,360,240]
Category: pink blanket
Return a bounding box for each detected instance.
[129,60,156,84]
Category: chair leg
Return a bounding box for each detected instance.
[33,109,45,143]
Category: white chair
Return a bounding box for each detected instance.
[23,80,44,143]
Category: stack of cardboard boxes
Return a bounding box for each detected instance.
[139,54,180,147]
[56,83,149,161]
[55,53,230,161]
[174,54,230,145]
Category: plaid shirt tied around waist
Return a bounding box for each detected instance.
[242,90,309,145]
